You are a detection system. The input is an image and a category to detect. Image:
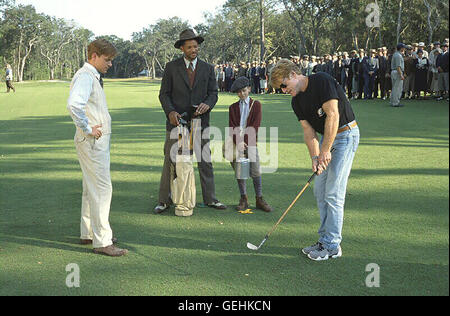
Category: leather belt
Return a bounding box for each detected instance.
[337,121,358,134]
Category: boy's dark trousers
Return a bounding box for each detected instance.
[6,80,15,93]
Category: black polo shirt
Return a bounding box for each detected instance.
[291,72,356,135]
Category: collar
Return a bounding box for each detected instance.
[84,62,101,80]
[183,57,198,69]
[240,97,250,107]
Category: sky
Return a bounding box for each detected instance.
[16,0,227,40]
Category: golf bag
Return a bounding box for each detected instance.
[170,120,199,217]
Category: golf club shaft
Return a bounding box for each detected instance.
[266,172,316,238]
[250,148,335,250]
[266,148,335,237]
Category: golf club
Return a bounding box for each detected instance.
[247,149,335,251]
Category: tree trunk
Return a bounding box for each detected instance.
[260,0,265,61]
[151,56,156,79]
[423,0,434,44]
[396,0,403,44]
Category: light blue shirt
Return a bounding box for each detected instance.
[183,57,198,70]
[67,63,101,135]
[239,97,250,130]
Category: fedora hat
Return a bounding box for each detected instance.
[174,29,204,49]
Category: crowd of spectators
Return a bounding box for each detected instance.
[215,39,449,102]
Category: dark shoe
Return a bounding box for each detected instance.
[208,200,227,210]
[80,237,118,245]
[256,196,273,213]
[93,245,129,257]
[154,203,170,214]
[236,195,249,211]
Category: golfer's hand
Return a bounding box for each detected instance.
[312,157,324,175]
[318,151,332,171]
[237,142,247,152]
[90,125,103,140]
[195,103,210,116]
[169,111,181,127]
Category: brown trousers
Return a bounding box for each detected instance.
[6,80,15,93]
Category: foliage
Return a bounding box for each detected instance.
[0,0,448,80]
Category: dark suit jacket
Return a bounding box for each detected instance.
[159,57,218,131]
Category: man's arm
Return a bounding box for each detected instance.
[67,72,102,138]
[196,63,219,116]
[319,99,340,170]
[159,62,180,126]
[300,120,322,174]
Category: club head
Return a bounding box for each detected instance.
[247,242,259,251]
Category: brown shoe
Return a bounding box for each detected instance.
[256,196,272,213]
[93,245,129,257]
[80,237,118,245]
[236,195,249,211]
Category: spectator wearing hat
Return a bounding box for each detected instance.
[313,57,324,73]
[376,48,388,100]
[357,49,367,99]
[266,59,276,94]
[324,54,334,77]
[403,45,416,99]
[340,53,351,95]
[307,56,317,76]
[440,44,449,101]
[300,55,309,76]
[414,42,429,59]
[250,62,261,94]
[436,42,449,101]
[333,53,343,85]
[413,49,430,99]
[430,48,442,98]
[349,50,360,99]
[227,77,272,213]
[225,63,234,92]
[156,29,227,214]
[259,62,267,94]
[384,47,392,99]
[390,43,406,107]
[364,49,379,99]
[237,62,247,78]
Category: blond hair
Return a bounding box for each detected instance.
[270,59,301,89]
[88,39,118,60]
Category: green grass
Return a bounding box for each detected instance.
[0,79,448,296]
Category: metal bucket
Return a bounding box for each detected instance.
[235,158,250,180]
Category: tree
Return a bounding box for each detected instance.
[39,16,74,80]
[1,5,44,81]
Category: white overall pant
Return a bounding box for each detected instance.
[75,132,113,248]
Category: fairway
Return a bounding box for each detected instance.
[0,79,448,296]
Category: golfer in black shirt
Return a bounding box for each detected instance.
[271,59,360,261]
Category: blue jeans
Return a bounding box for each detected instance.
[314,125,360,251]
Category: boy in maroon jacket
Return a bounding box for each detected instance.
[229,77,272,212]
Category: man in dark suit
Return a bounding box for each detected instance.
[357,49,367,99]
[376,48,388,99]
[155,29,227,214]
[224,63,234,92]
